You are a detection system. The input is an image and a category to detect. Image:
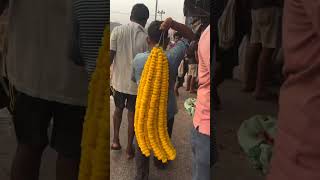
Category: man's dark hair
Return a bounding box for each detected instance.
[130,4,149,22]
[147,21,169,45]
[174,32,182,39]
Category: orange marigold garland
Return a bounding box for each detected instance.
[135,45,176,163]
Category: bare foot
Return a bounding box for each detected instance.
[111,142,122,150]
[126,146,135,160]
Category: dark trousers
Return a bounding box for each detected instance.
[135,117,175,180]
[191,127,210,180]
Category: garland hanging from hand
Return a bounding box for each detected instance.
[134,42,176,163]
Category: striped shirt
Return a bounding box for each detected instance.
[73,0,109,79]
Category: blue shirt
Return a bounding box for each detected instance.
[132,39,189,119]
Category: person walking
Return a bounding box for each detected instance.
[110,3,149,159]
[132,18,195,180]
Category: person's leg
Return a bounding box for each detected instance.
[126,94,137,159]
[243,9,262,92]
[154,117,175,169]
[167,117,175,138]
[11,144,46,180]
[242,43,261,91]
[174,81,180,97]
[190,77,197,93]
[11,93,51,180]
[191,127,210,180]
[111,91,125,149]
[254,8,280,99]
[253,47,275,99]
[191,127,198,180]
[190,65,197,93]
[51,103,86,180]
[56,155,80,180]
[186,75,192,91]
[135,139,150,180]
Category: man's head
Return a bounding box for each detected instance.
[192,17,210,40]
[173,32,182,42]
[147,21,169,48]
[130,4,149,27]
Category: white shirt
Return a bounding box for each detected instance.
[110,22,148,95]
[6,0,88,106]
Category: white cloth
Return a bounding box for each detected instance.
[110,22,148,95]
[6,0,89,106]
[218,0,236,49]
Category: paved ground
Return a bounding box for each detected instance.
[0,110,57,180]
[212,80,278,180]
[110,90,196,180]
[110,80,278,180]
[0,80,278,180]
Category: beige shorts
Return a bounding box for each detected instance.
[188,64,198,77]
[250,7,281,48]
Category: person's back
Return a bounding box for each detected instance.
[110,3,149,160]
[7,0,88,105]
[133,41,188,118]
[268,0,320,180]
[132,18,195,180]
[111,22,148,95]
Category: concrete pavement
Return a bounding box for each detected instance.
[110,90,196,180]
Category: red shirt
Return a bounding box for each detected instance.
[193,25,210,136]
[268,1,320,180]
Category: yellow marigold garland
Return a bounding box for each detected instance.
[78,25,110,180]
[135,46,176,163]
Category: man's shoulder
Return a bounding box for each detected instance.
[134,52,149,62]
[133,52,149,66]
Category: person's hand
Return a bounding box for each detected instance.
[160,17,173,30]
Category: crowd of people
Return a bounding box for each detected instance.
[110,4,211,180]
[0,0,211,180]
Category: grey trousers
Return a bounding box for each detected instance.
[134,117,175,180]
[191,127,210,180]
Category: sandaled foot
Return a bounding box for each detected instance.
[153,158,168,170]
[111,142,122,150]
